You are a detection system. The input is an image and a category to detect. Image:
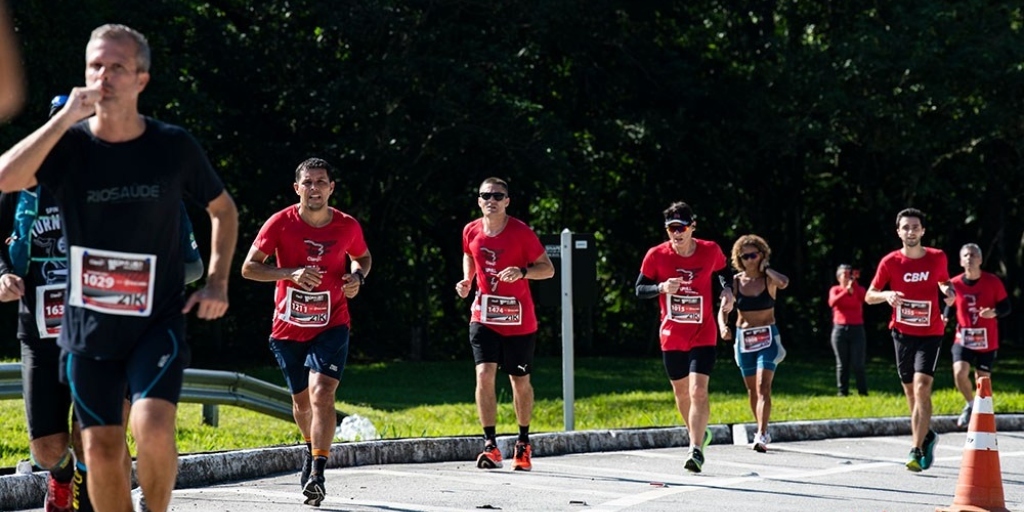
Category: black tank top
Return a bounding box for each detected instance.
[734,276,775,311]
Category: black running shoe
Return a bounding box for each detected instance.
[684,447,705,473]
[302,472,326,507]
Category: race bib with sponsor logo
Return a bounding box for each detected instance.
[896,299,931,327]
[34,284,64,339]
[958,327,988,350]
[480,294,522,326]
[280,288,331,328]
[667,294,702,324]
[738,326,773,353]
[69,247,155,317]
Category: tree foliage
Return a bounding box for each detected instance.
[3,0,1022,366]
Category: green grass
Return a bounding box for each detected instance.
[2,354,1023,467]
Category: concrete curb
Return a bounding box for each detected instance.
[4,415,1024,510]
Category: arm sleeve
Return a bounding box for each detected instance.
[635,273,660,299]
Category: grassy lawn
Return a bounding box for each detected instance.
[2,354,1023,467]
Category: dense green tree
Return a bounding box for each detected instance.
[2,0,1021,367]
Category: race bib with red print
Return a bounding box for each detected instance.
[69,247,155,317]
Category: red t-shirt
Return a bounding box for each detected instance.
[253,206,369,342]
[829,282,866,325]
[869,248,950,337]
[951,272,1008,352]
[463,217,546,336]
[639,239,727,351]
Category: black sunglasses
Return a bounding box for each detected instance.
[479,192,506,201]
[741,252,760,260]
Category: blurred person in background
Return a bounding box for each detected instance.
[828,264,868,397]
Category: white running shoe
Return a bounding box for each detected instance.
[752,432,771,453]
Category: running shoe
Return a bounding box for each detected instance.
[920,429,938,470]
[957,404,973,429]
[684,447,705,473]
[302,472,326,507]
[702,428,712,450]
[300,450,313,488]
[476,444,503,469]
[511,441,532,471]
[44,474,73,512]
[906,448,923,472]
[752,432,770,453]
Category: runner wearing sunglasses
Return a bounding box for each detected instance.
[635,201,734,473]
[455,177,554,472]
[719,234,789,453]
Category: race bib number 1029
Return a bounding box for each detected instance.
[69,246,156,317]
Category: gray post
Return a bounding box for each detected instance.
[560,228,575,431]
[202,404,219,427]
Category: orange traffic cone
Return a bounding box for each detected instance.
[936,376,1008,512]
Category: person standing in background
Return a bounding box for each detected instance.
[828,264,868,397]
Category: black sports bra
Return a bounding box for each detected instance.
[734,276,775,311]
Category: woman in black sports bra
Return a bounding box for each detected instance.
[718,234,789,453]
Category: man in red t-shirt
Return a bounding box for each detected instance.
[455,177,554,472]
[241,158,371,507]
[866,208,954,473]
[635,201,734,473]
[946,243,1011,428]
[828,264,868,397]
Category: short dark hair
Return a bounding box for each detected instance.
[479,177,509,194]
[896,208,925,227]
[295,157,333,182]
[663,202,694,224]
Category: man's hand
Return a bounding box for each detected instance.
[978,307,997,319]
[886,290,905,307]
[59,83,102,124]
[341,272,361,299]
[290,266,323,291]
[455,278,472,298]
[182,281,229,320]
[661,277,684,295]
[0,273,24,302]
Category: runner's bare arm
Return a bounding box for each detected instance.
[455,253,474,298]
[523,251,555,280]
[341,250,371,299]
[182,190,237,319]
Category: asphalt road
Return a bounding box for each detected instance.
[60,431,1024,512]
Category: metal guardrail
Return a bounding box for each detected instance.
[0,363,346,426]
